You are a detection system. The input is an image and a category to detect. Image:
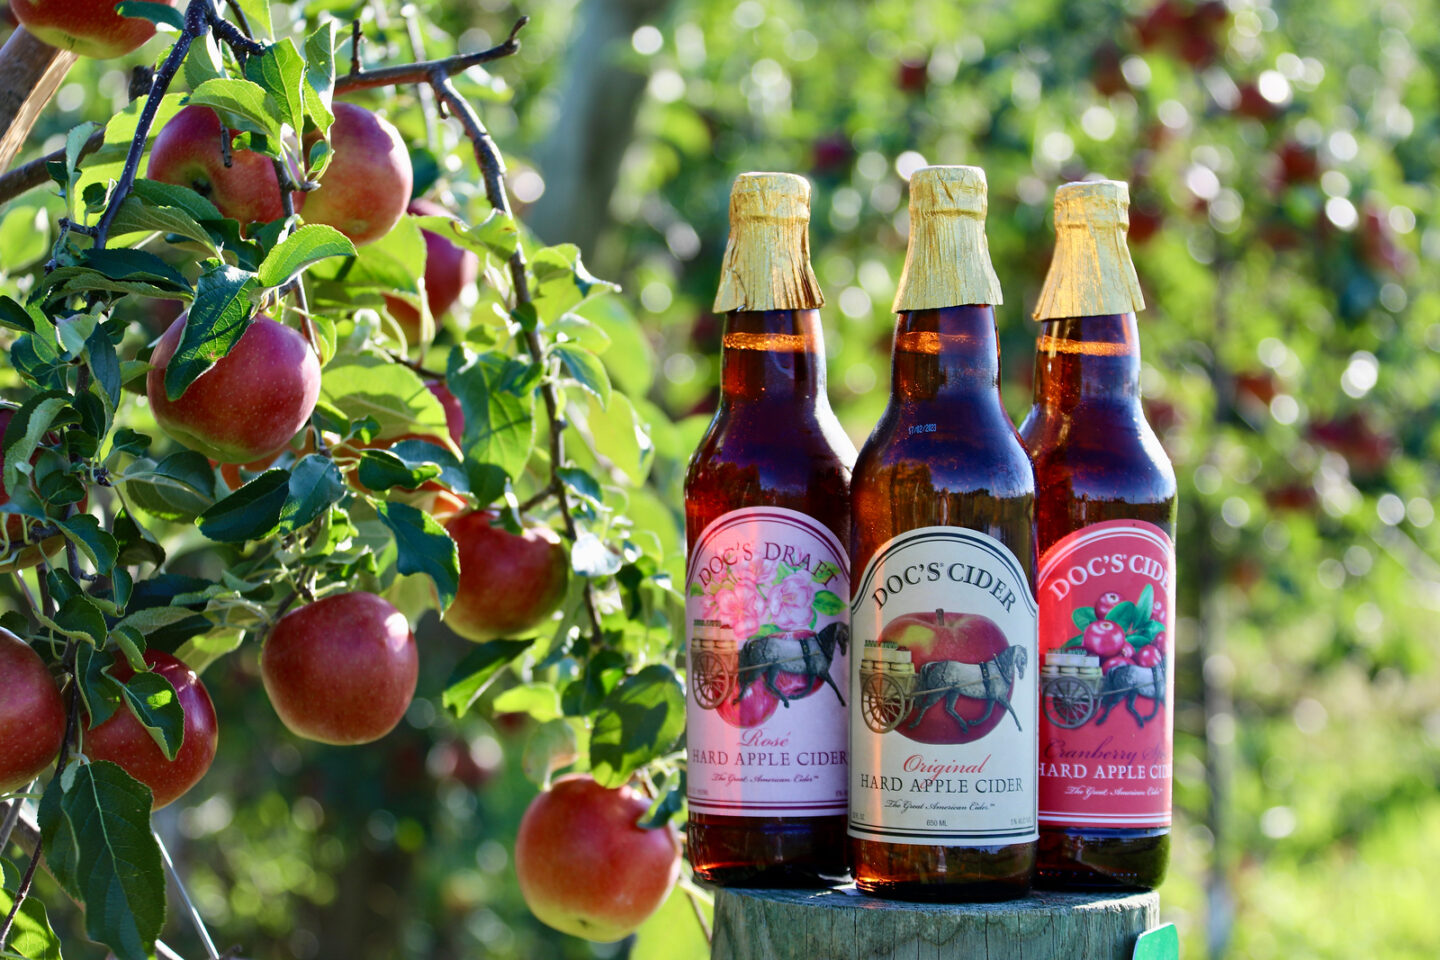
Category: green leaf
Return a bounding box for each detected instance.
[638,770,686,829]
[491,682,562,722]
[589,664,685,789]
[446,349,537,482]
[571,531,621,577]
[49,762,166,960]
[277,454,345,533]
[77,643,122,727]
[813,589,845,616]
[53,594,107,644]
[198,470,288,542]
[257,224,355,288]
[319,354,450,438]
[231,0,273,38]
[118,671,185,761]
[438,209,517,260]
[106,196,217,252]
[187,77,282,141]
[1106,600,1139,631]
[56,514,118,575]
[1061,635,1085,649]
[578,392,653,484]
[175,628,244,676]
[442,639,534,716]
[130,178,223,223]
[244,39,306,136]
[2,392,76,495]
[162,263,259,401]
[303,22,337,132]
[121,451,217,522]
[376,501,459,609]
[79,249,189,291]
[0,857,62,960]
[521,718,579,787]
[1072,606,1097,629]
[356,449,442,492]
[553,342,612,408]
[1136,584,1155,624]
[529,244,619,322]
[0,204,49,271]
[114,1,185,28]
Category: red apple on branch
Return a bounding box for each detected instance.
[0,406,70,573]
[443,511,569,642]
[515,774,680,941]
[879,609,1011,744]
[0,627,65,793]
[301,102,413,247]
[12,0,180,59]
[84,650,218,809]
[383,200,480,343]
[147,105,286,227]
[261,592,418,745]
[146,313,321,463]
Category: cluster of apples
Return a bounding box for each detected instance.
[5,0,681,945]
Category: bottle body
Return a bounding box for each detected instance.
[849,305,1038,901]
[1019,313,1177,890]
[685,308,856,887]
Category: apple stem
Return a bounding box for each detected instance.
[936,608,945,626]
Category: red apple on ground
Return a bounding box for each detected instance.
[879,609,1011,745]
[262,592,418,745]
[147,313,321,463]
[443,512,569,642]
[301,102,412,247]
[383,200,480,342]
[0,628,65,793]
[515,774,680,941]
[85,650,218,809]
[147,105,285,227]
[12,0,180,59]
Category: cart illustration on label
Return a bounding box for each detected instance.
[858,639,1028,735]
[1041,651,1166,729]
[691,621,848,711]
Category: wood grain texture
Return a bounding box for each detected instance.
[713,886,1158,960]
[0,26,79,175]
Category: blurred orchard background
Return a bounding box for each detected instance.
[2,0,1437,957]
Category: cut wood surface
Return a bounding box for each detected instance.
[0,26,78,175]
[712,886,1159,960]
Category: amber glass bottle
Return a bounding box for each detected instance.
[685,173,856,887]
[849,166,1037,902]
[1020,180,1177,890]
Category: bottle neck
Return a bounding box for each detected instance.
[1031,313,1143,409]
[719,309,827,404]
[890,305,1001,402]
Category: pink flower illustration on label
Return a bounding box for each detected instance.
[685,507,850,818]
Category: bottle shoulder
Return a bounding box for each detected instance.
[1022,402,1177,504]
[854,398,1034,499]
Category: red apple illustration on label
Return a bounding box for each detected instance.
[1082,620,1127,658]
[1094,591,1123,618]
[1101,654,1135,673]
[1134,645,1163,668]
[880,609,1011,745]
[715,681,778,728]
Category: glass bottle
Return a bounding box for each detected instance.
[849,166,1038,902]
[1020,179,1177,890]
[685,172,856,887]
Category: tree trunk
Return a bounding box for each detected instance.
[712,887,1159,960]
[524,0,671,265]
[0,27,78,175]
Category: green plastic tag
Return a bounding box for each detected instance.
[1133,923,1179,960]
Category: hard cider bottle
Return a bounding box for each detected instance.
[849,166,1038,902]
[1019,180,1178,890]
[684,172,857,887]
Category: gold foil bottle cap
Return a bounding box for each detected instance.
[892,165,1004,312]
[1032,179,1146,320]
[713,172,825,313]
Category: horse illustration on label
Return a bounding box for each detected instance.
[734,622,849,707]
[859,609,1025,745]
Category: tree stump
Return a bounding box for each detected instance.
[712,886,1159,960]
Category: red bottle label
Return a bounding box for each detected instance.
[1036,520,1174,829]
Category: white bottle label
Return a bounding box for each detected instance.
[685,507,850,817]
[849,526,1039,846]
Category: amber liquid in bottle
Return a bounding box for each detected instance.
[685,308,856,886]
[850,304,1037,901]
[1020,313,1177,889]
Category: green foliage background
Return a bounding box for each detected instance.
[1,0,1437,958]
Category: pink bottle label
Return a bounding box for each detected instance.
[1037,519,1174,829]
[685,507,850,818]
